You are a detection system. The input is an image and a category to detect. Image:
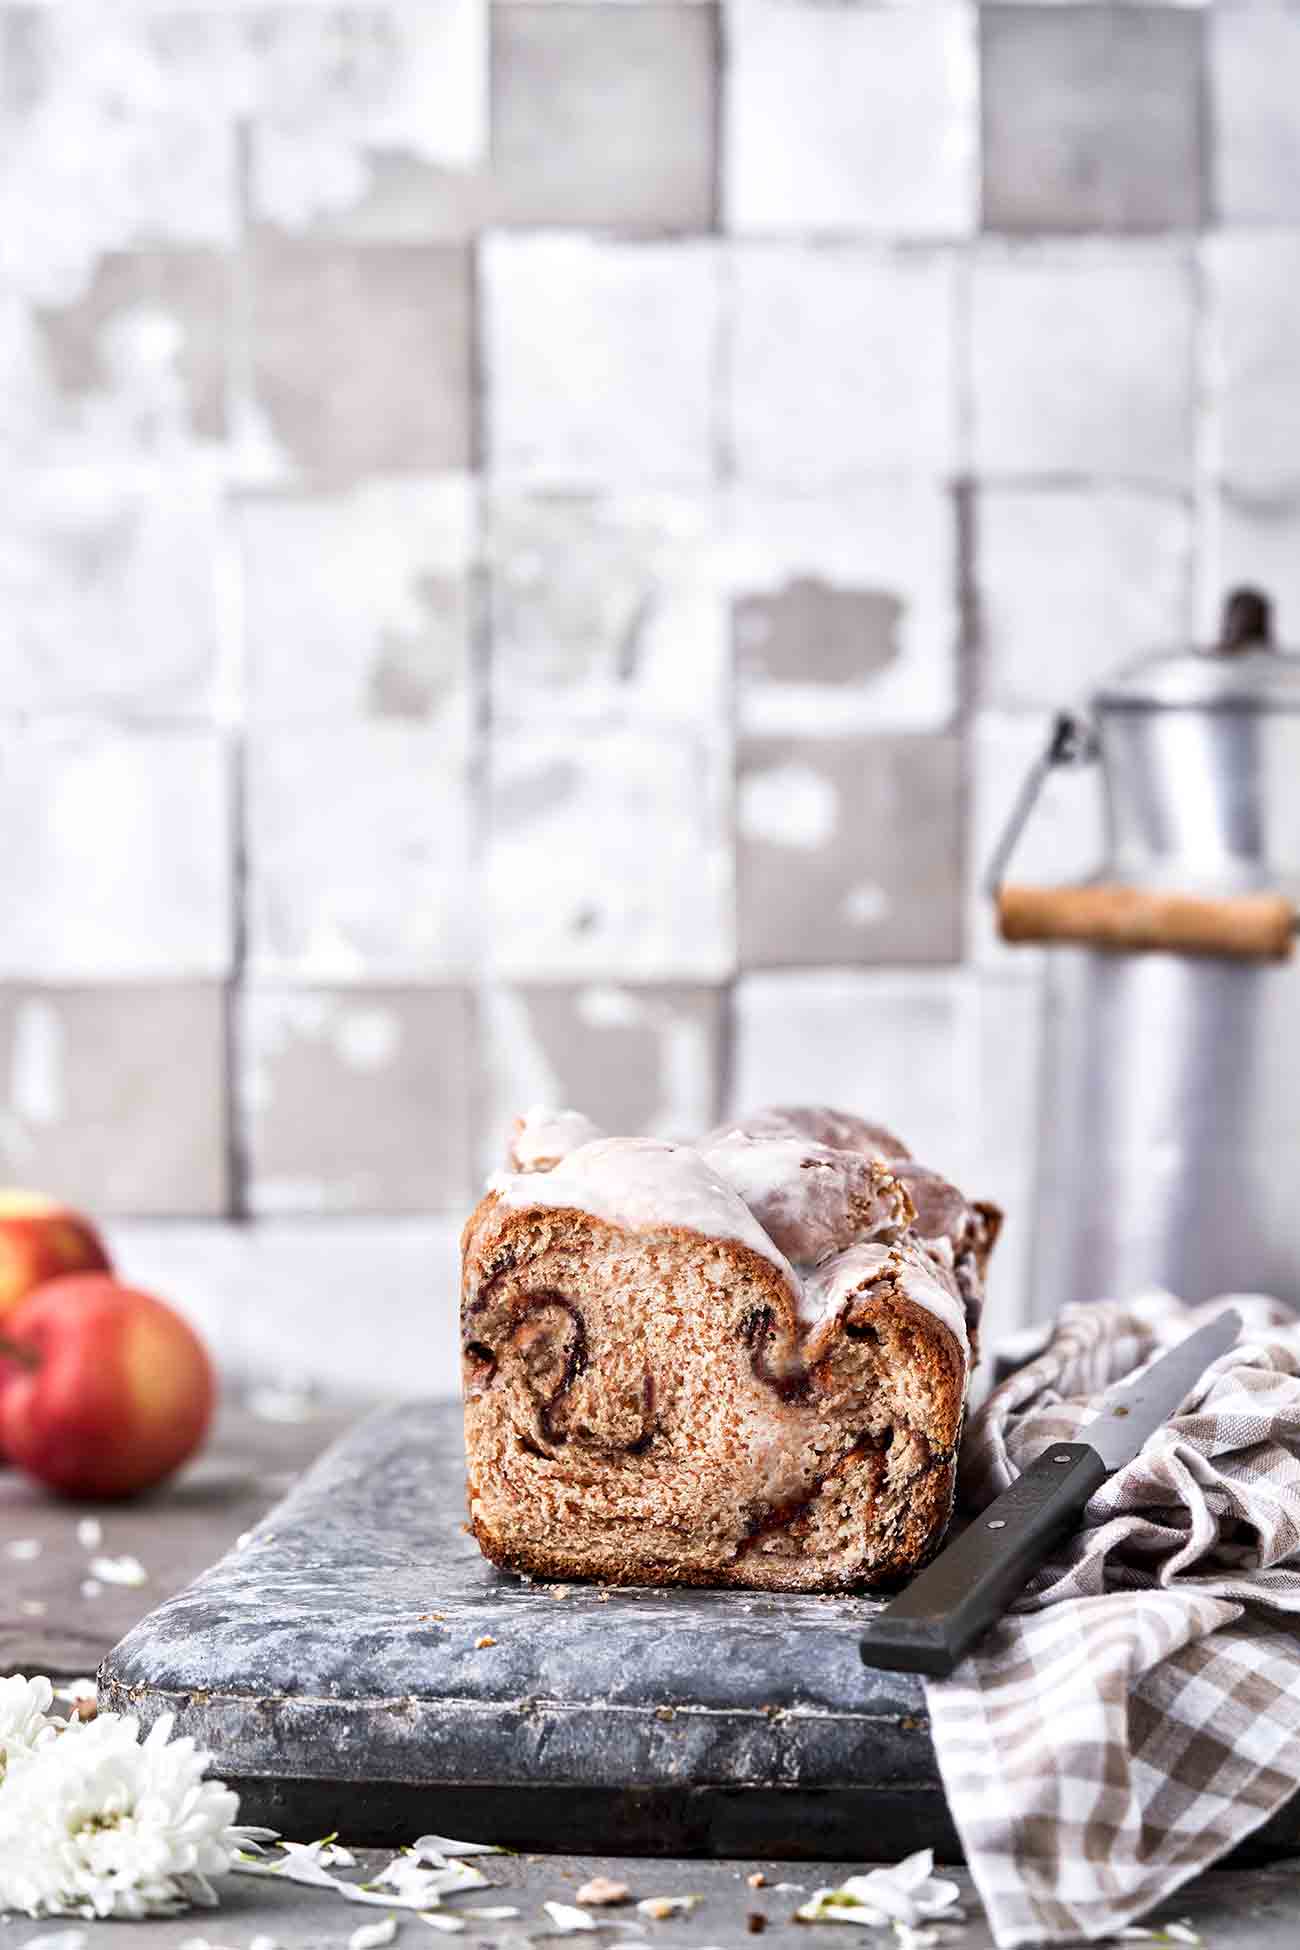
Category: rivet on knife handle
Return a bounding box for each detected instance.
[859,1444,1110,1679]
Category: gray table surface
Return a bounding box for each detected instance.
[4,1397,1300,1949]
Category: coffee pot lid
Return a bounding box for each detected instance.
[1096,587,1300,712]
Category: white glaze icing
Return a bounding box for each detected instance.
[489,1107,979,1359]
[802,1241,970,1361]
[491,1136,803,1299]
[508,1105,606,1173]
[696,1133,910,1267]
[703,1105,911,1161]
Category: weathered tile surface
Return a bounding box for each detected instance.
[492,4,716,230]
[726,484,958,734]
[487,489,726,729]
[246,727,472,980]
[731,969,975,1189]
[971,241,1195,484]
[237,1219,464,1398]
[981,5,1204,232]
[966,710,1107,969]
[482,234,720,486]
[5,252,231,469]
[976,486,1193,709]
[0,10,238,307]
[248,242,473,481]
[12,0,1300,1363]
[0,464,224,716]
[103,1218,464,1398]
[238,476,474,728]
[726,0,977,236]
[1212,8,1300,225]
[0,726,232,981]
[487,730,733,979]
[0,985,227,1216]
[966,970,1044,1349]
[479,982,725,1175]
[246,2,488,237]
[1201,492,1300,645]
[1206,233,1300,497]
[737,735,962,967]
[729,245,957,486]
[241,987,473,1214]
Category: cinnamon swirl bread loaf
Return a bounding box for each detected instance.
[460,1106,999,1592]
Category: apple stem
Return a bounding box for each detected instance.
[0,1334,38,1371]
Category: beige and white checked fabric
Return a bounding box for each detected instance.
[925,1291,1300,1948]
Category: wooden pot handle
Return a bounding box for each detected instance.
[996,884,1296,961]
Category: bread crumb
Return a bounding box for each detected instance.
[747,1873,766,1889]
[474,1634,497,1649]
[746,1914,766,1935]
[420,1612,446,1622]
[575,1877,631,1907]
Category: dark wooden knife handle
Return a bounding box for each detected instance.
[859,1443,1109,1679]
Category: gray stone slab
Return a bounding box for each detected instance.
[100,1402,1300,1861]
[101,1401,947,1856]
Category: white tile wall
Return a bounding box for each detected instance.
[971,240,1197,485]
[725,0,978,238]
[482,233,721,486]
[0,724,233,981]
[728,243,958,485]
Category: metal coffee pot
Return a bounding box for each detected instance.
[990,588,1300,1320]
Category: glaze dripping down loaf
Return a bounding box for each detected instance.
[461,1105,1000,1592]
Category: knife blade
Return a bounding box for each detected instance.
[859,1307,1241,1679]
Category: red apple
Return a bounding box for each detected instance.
[0,1190,111,1322]
[0,1274,214,1499]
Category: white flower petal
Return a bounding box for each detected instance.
[419,1915,466,1935]
[87,1554,147,1588]
[75,1519,103,1551]
[464,1906,521,1920]
[543,1901,598,1932]
[17,1934,88,1950]
[412,1835,506,1859]
[6,1538,42,1560]
[349,1921,400,1950]
[794,1892,889,1929]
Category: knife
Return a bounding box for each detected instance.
[859,1307,1241,1679]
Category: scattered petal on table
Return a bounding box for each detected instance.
[413,1835,508,1859]
[350,1921,401,1950]
[76,1518,103,1550]
[543,1902,598,1932]
[6,1537,42,1560]
[88,1553,147,1587]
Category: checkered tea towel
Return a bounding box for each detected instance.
[924,1291,1300,1948]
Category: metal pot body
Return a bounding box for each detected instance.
[1100,703,1300,885]
[1031,944,1300,1318]
[1025,619,1300,1319]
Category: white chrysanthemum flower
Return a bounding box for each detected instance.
[0,1673,57,1778]
[0,1708,250,1921]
